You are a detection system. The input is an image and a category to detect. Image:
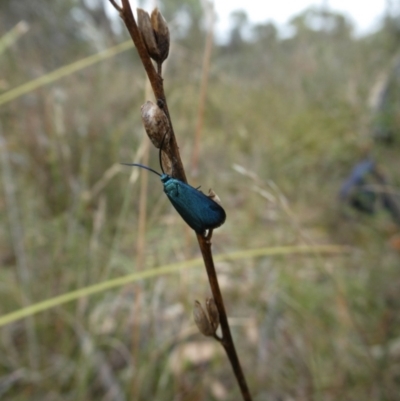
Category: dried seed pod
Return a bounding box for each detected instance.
[193,300,214,336]
[150,8,170,63]
[137,8,170,65]
[206,297,219,332]
[208,189,222,205]
[137,9,159,60]
[141,101,170,148]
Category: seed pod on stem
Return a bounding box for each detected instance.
[141,100,170,148]
[193,300,214,336]
[137,8,170,65]
[150,8,170,64]
[137,9,158,60]
[206,297,220,332]
[140,100,172,174]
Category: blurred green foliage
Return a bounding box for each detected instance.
[0,1,400,400]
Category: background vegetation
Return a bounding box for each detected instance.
[1,1,400,400]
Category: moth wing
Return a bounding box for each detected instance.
[165,181,226,233]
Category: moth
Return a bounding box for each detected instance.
[122,135,226,235]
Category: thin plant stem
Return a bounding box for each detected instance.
[116,0,186,182]
[196,233,253,401]
[109,0,251,397]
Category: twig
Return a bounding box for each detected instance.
[197,234,252,400]
[117,0,186,182]
[108,1,252,400]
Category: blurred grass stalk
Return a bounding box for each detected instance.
[0,33,133,374]
[0,40,133,106]
[0,244,349,329]
[191,1,215,176]
[131,78,152,400]
[0,21,29,57]
[0,124,38,369]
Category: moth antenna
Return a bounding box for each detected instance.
[159,130,169,175]
[121,163,162,177]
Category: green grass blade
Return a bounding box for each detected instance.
[0,244,350,328]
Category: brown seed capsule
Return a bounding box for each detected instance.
[137,9,159,61]
[141,101,170,149]
[206,297,219,332]
[150,8,170,63]
[193,300,214,336]
[137,8,170,65]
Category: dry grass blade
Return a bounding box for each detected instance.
[0,40,133,106]
[0,244,350,328]
[0,21,29,57]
